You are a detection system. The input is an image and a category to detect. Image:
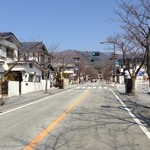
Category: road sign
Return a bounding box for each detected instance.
[74,66,79,70]
[110,53,118,59]
[115,60,119,66]
[92,52,100,56]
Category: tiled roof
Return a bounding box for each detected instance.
[0,32,14,37]
[21,42,42,51]
[21,42,48,53]
[0,32,22,47]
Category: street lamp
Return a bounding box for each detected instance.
[100,41,117,83]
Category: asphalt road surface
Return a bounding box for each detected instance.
[0,81,150,150]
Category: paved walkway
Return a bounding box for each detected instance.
[115,84,150,108]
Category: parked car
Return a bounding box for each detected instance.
[91,77,97,82]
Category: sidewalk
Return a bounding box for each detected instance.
[0,84,77,111]
[115,84,150,108]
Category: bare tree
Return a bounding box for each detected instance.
[110,0,150,94]
[100,59,114,83]
[48,43,60,65]
[107,33,146,95]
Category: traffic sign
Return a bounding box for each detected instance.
[110,53,118,59]
[92,52,100,56]
[115,60,119,66]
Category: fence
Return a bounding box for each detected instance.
[116,80,150,93]
[135,81,150,93]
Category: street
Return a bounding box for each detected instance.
[0,81,150,150]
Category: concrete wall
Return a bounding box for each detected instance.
[8,80,50,97]
[8,81,20,97]
[21,81,44,94]
[21,80,50,94]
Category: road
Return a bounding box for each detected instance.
[0,81,150,150]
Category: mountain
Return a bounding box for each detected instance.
[52,49,112,64]
[51,49,123,78]
[52,49,117,76]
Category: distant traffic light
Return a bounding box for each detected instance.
[92,52,100,56]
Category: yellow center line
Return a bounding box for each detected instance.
[23,90,90,150]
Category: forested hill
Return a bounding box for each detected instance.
[53,49,112,64]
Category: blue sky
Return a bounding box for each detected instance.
[0,0,123,51]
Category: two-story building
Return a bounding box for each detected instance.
[0,32,22,78]
[20,42,53,79]
[0,32,53,97]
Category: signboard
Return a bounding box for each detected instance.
[115,60,119,66]
[137,71,145,76]
[110,53,118,59]
[74,66,79,70]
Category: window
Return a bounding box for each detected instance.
[29,63,33,68]
[6,48,13,59]
[35,76,41,82]
[28,74,34,82]
[33,52,35,57]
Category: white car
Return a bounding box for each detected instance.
[91,77,97,82]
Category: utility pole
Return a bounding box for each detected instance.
[73,57,80,84]
[147,29,150,88]
[44,66,49,93]
[113,43,116,82]
[100,41,117,83]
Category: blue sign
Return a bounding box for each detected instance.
[138,71,144,76]
[115,60,119,66]
[74,66,79,70]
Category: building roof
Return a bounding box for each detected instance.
[8,60,44,71]
[21,42,48,54]
[52,63,75,68]
[0,32,22,47]
[0,32,13,37]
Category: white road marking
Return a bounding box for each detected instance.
[76,87,80,89]
[0,89,72,116]
[110,88,150,140]
[75,86,109,90]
